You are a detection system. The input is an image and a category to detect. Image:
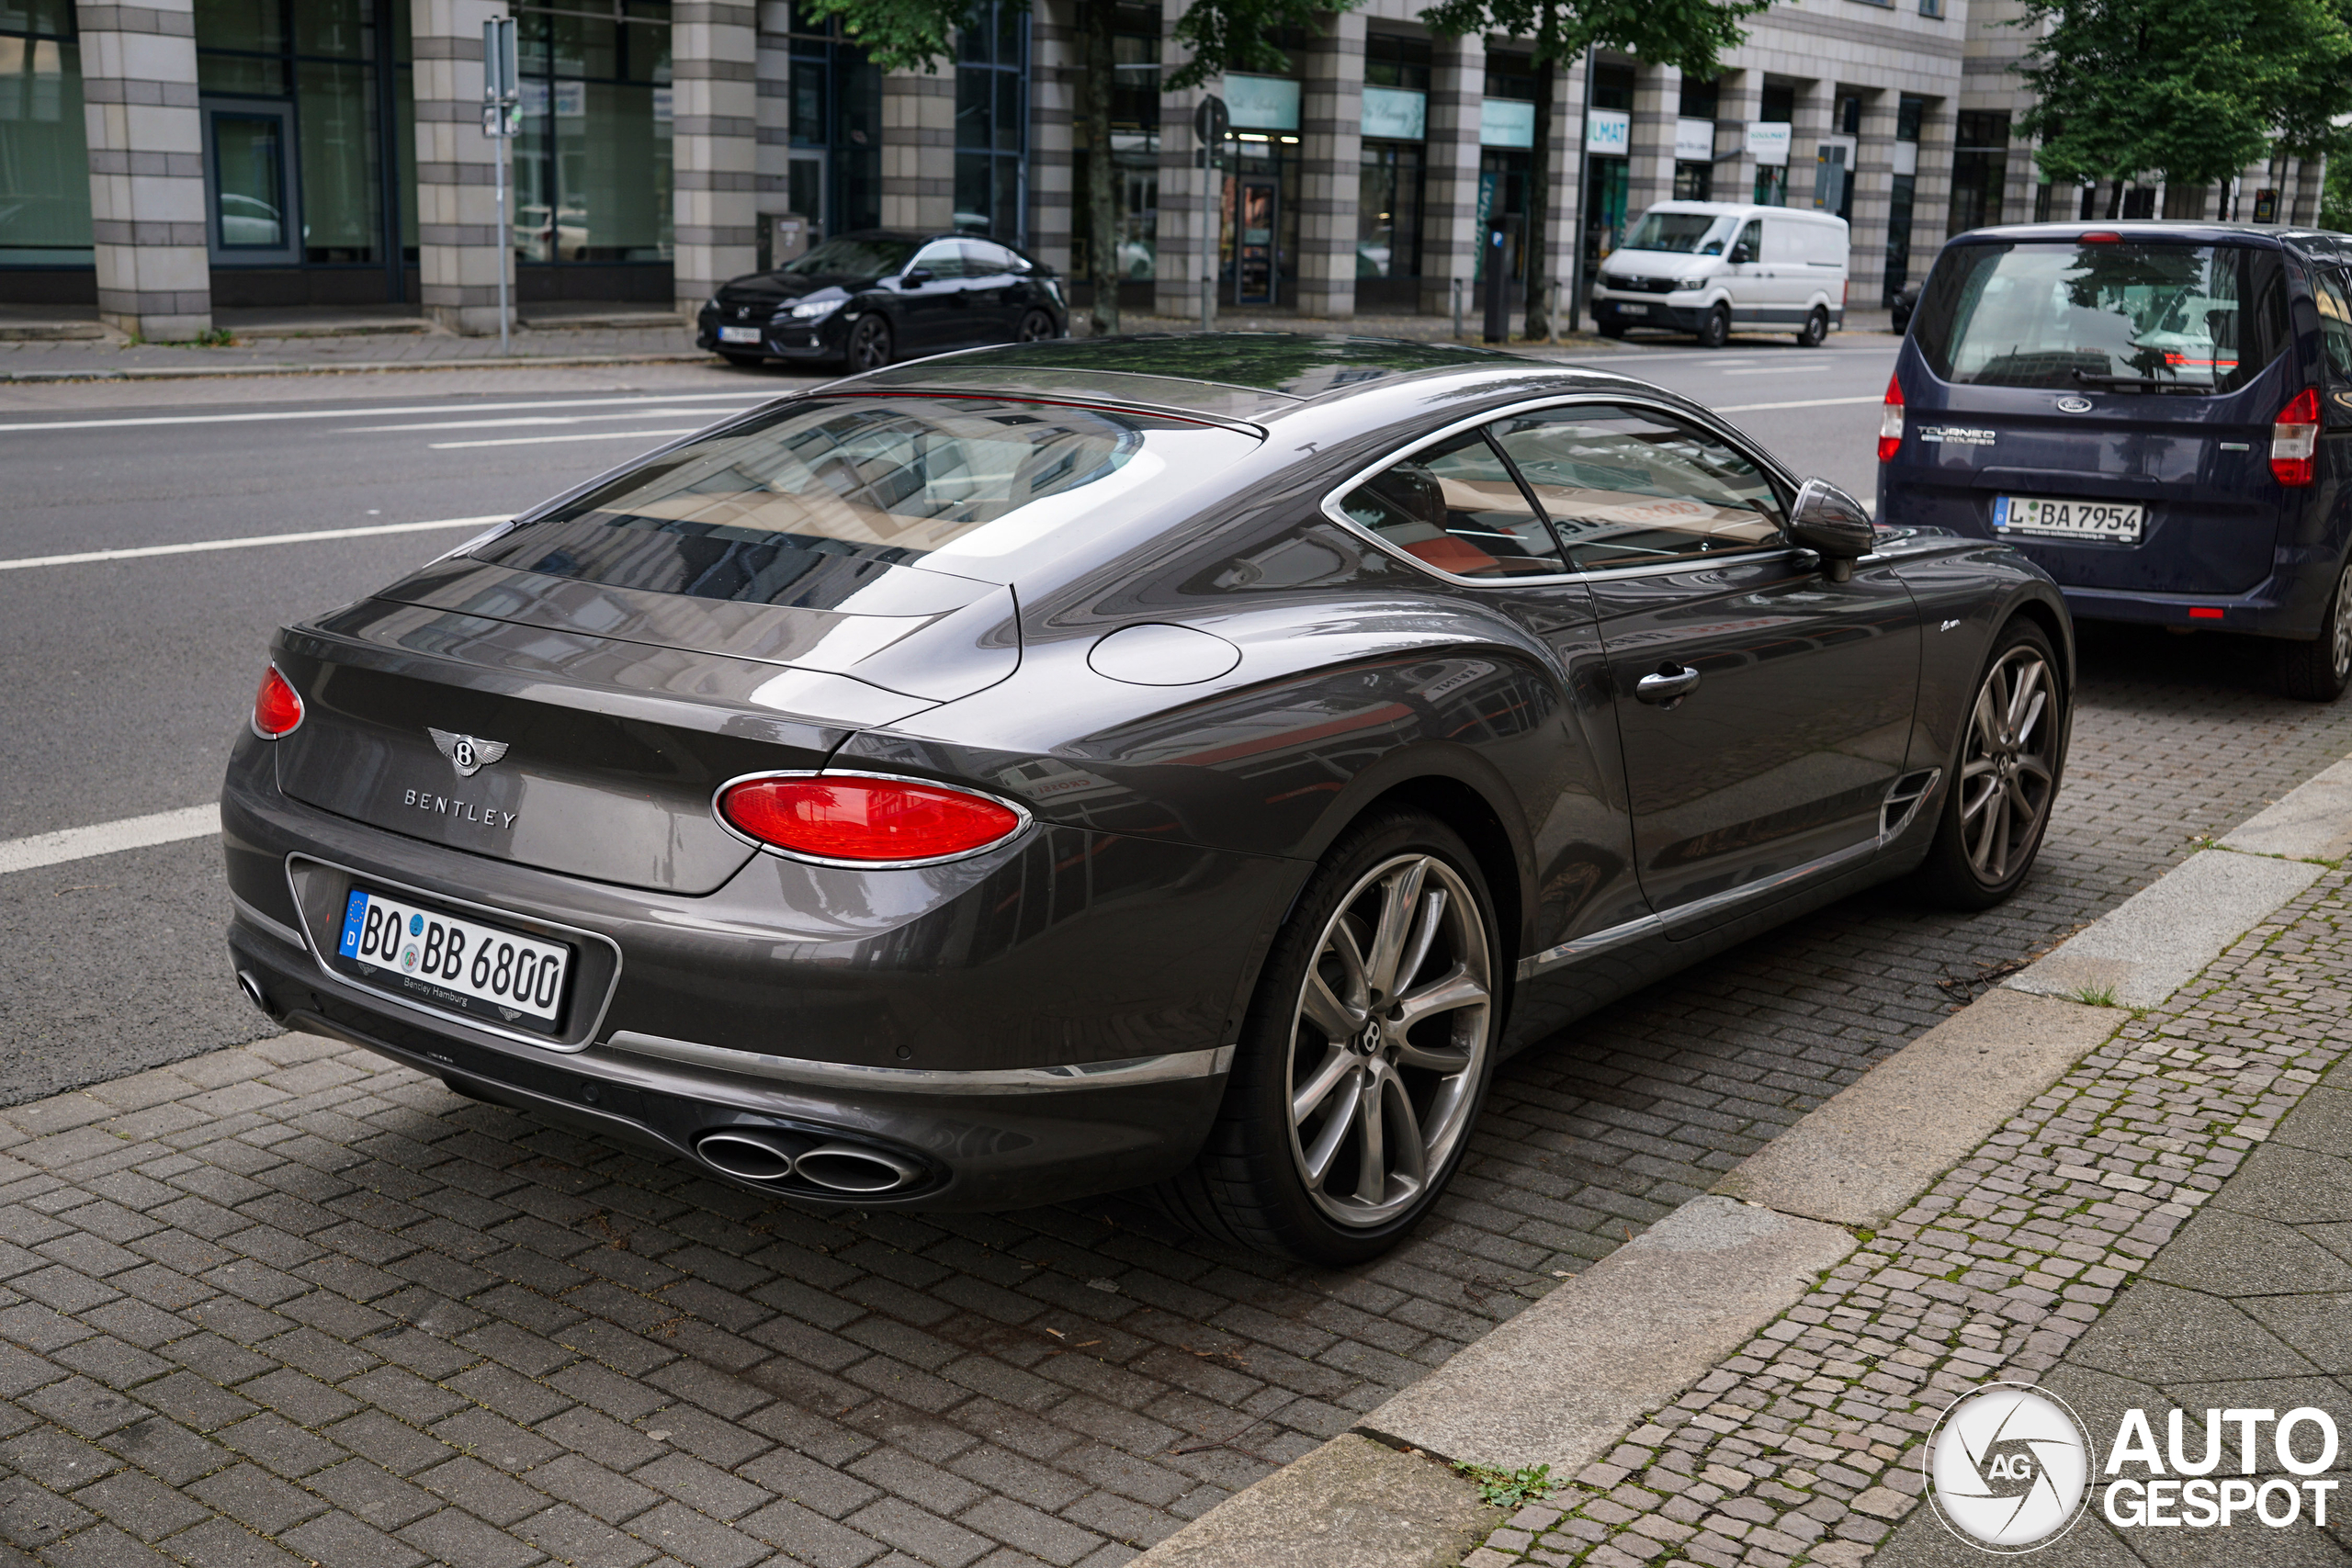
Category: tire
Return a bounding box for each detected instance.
[718,351,765,368]
[1796,306,1829,347]
[1909,617,2068,910]
[844,314,893,373]
[1015,309,1057,343]
[1698,304,1731,349]
[1158,811,1503,1263]
[2273,558,2352,703]
[1597,321,1627,340]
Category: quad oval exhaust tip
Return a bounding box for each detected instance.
[694,1131,924,1195]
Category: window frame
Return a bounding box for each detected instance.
[1317,394,1806,588]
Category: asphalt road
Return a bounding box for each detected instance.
[0,330,1890,1094]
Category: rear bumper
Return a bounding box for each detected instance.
[220,737,1289,1210]
[2057,553,2340,639]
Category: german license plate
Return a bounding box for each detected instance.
[1993,495,2143,542]
[1622,302,1651,315]
[718,325,762,344]
[334,887,571,1032]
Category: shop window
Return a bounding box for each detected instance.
[1359,142,1422,280]
[1674,163,1712,201]
[1949,110,2008,233]
[1884,95,1924,302]
[513,1,673,265]
[781,6,880,243]
[1072,2,1158,283]
[194,0,411,268]
[0,0,90,265]
[956,0,1026,243]
[1363,32,1430,92]
[1484,51,1535,104]
[1590,62,1634,114]
[1678,76,1718,121]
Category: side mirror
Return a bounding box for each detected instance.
[903,268,934,288]
[1788,479,1875,583]
[1730,243,1755,265]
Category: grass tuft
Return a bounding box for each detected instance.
[1453,1461,1563,1509]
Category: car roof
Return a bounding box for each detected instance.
[1949,220,2350,250]
[841,333,1549,421]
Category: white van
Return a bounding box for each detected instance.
[1589,202,1849,347]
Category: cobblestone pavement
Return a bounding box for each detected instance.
[1,641,2349,1568]
[1457,863,2352,1568]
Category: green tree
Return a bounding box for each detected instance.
[2015,0,2352,213]
[1417,0,1768,337]
[798,0,1348,338]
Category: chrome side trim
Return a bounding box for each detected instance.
[1516,829,1891,982]
[230,892,308,953]
[605,1032,1237,1095]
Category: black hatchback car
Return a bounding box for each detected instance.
[1882,221,2352,699]
[695,231,1068,372]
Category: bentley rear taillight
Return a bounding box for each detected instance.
[718,773,1025,864]
[1878,373,1905,462]
[2273,387,2321,487]
[252,666,303,739]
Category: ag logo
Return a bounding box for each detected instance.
[1925,1382,2091,1552]
[428,728,509,779]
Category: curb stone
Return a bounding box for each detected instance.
[0,350,718,383]
[1132,751,2352,1568]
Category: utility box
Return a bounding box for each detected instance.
[772,214,810,266]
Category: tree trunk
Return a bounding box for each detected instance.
[1081,0,1121,336]
[1521,59,1555,340]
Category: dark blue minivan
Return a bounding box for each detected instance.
[1881,221,2352,700]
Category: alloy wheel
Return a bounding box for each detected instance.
[1018,310,1056,343]
[1957,645,2059,882]
[1284,853,1491,1228]
[847,316,891,372]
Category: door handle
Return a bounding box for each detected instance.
[1635,664,1702,707]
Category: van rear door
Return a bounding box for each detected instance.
[1884,237,2295,597]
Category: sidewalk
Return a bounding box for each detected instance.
[0,310,708,381]
[1438,842,2352,1564]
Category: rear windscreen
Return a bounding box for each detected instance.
[1914,241,2289,394]
[473,396,1259,602]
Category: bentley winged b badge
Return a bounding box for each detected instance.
[428,728,509,778]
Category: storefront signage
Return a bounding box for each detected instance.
[1746,120,1792,165]
[1587,108,1630,155]
[1224,74,1301,131]
[1675,118,1714,162]
[1361,85,1426,141]
[1480,98,1534,148]
[1893,139,1917,176]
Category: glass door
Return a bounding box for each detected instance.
[1233,175,1277,305]
[203,99,300,265]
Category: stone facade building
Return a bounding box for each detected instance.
[0,0,2328,339]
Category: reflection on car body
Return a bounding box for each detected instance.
[222,334,2072,1262]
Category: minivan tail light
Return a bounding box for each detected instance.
[718,773,1025,864]
[2273,388,2321,487]
[252,666,303,739]
[1878,373,1905,462]
[2081,231,2122,243]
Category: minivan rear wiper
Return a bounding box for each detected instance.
[2070,368,2205,393]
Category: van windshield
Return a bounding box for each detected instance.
[1914,241,2288,394]
[1622,212,1729,254]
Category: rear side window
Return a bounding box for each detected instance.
[1489,404,1787,570]
[2311,267,2352,383]
[474,397,1259,600]
[1914,240,2289,394]
[1335,428,1566,579]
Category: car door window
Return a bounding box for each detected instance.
[1488,403,1787,571]
[1735,220,1762,264]
[960,239,1022,276]
[908,242,965,279]
[1334,428,1567,580]
[2312,265,2352,384]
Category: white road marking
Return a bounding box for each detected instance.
[428,428,703,450]
[0,514,504,573]
[0,806,220,876]
[0,390,775,434]
[349,406,748,434]
[1713,395,1883,412]
[1719,365,1837,376]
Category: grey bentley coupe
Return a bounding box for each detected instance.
[222,335,2071,1262]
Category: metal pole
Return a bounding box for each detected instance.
[495,143,509,355]
[1202,157,1214,333]
[1452,277,1463,340]
[1484,226,1507,343]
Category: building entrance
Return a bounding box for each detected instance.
[201,99,300,267]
